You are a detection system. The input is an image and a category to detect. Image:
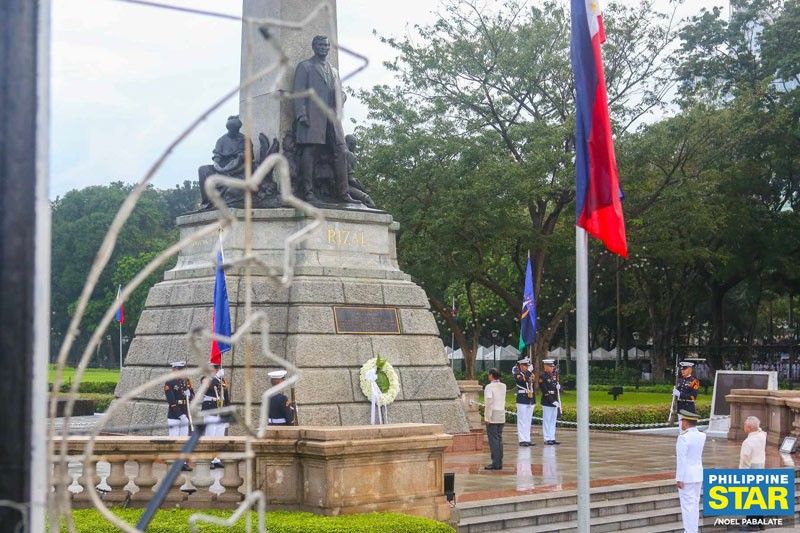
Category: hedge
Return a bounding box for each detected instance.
[49,381,118,394]
[481,403,711,428]
[64,509,455,533]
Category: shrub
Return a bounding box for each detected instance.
[476,370,515,390]
[78,381,118,394]
[495,402,711,428]
[66,509,455,532]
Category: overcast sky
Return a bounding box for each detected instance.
[50,0,726,198]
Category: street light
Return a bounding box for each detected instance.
[122,335,130,368]
[491,329,499,369]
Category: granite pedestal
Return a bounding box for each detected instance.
[111,208,470,435]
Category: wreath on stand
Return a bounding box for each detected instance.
[359,354,400,406]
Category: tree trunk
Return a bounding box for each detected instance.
[709,284,725,371]
[650,327,670,383]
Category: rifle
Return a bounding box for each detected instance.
[667,359,680,423]
[183,388,194,433]
[554,366,562,418]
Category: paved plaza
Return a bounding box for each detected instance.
[447,427,797,503]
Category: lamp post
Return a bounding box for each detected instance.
[491,329,499,369]
[121,335,130,369]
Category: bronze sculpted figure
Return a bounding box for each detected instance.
[197,115,252,209]
[292,35,355,204]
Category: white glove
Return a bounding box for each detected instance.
[672,388,680,398]
[553,401,560,409]
[556,383,561,390]
[183,389,191,398]
[216,368,225,378]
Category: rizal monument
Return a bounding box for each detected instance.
[110,0,471,436]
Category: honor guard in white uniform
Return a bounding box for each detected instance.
[164,361,194,437]
[512,357,536,447]
[675,409,706,533]
[201,364,230,469]
[267,370,295,426]
[539,359,561,445]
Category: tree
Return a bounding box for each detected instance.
[357,0,681,378]
[51,182,178,364]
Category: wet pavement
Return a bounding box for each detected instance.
[446,427,796,503]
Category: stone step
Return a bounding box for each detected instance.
[460,498,800,533]
[463,505,686,533]
[457,479,676,519]
[458,492,681,533]
[625,504,800,533]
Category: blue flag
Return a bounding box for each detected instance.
[210,250,231,364]
[518,257,537,351]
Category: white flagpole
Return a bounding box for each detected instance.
[576,226,590,532]
[117,284,123,371]
[451,297,455,371]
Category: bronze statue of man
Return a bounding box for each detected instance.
[197,115,252,208]
[292,35,355,203]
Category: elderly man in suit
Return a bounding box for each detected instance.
[292,35,355,204]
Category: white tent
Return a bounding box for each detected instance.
[590,347,611,360]
[499,345,522,361]
[627,347,649,360]
[447,348,464,360]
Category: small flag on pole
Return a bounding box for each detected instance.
[115,285,125,325]
[210,247,232,365]
[518,257,537,351]
[451,297,458,318]
[572,0,628,258]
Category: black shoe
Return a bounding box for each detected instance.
[210,461,222,470]
[181,463,193,472]
[519,441,530,447]
[551,440,561,445]
[484,464,499,470]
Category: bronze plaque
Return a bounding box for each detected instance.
[333,306,401,335]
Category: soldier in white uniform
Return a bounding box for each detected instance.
[675,409,706,533]
[539,359,561,445]
[512,357,536,447]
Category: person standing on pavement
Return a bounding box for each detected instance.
[484,368,507,471]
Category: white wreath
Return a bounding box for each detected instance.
[359,357,400,406]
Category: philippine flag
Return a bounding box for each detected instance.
[210,249,232,365]
[571,0,628,258]
[115,285,125,325]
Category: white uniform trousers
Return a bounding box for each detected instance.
[542,405,558,442]
[678,482,701,533]
[203,415,226,437]
[167,415,189,437]
[516,403,535,443]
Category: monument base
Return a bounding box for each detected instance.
[111,208,470,436]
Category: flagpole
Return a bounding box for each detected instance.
[119,321,123,371]
[576,226,590,532]
[451,297,455,372]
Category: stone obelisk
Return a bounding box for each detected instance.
[239,0,338,156]
[110,0,470,436]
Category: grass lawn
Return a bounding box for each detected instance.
[64,509,455,532]
[49,365,120,384]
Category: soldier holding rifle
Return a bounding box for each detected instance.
[671,361,700,417]
[164,361,195,471]
[512,357,536,447]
